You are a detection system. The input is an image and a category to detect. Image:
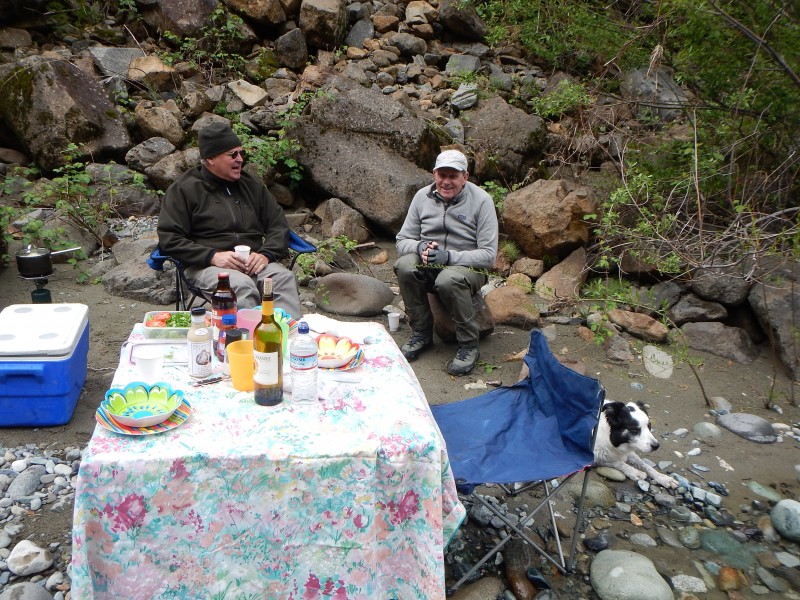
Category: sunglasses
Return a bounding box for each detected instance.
[223,150,245,159]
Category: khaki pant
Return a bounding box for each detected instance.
[185,262,302,319]
[393,253,486,346]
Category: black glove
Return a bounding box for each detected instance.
[427,249,449,266]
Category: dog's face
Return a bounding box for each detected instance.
[602,401,661,454]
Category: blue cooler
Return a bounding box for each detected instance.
[0,303,89,426]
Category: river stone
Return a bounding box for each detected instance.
[699,529,759,569]
[590,550,673,600]
[771,499,800,542]
[629,533,657,548]
[756,566,790,592]
[775,551,800,568]
[692,421,723,440]
[449,576,505,600]
[678,526,701,549]
[6,465,45,502]
[716,413,777,443]
[671,574,707,593]
[0,582,54,600]
[313,273,394,316]
[596,466,627,482]
[564,478,616,509]
[747,480,785,503]
[642,345,673,378]
[656,527,682,549]
[6,540,53,576]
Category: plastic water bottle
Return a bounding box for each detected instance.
[290,321,318,405]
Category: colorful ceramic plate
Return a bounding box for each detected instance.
[317,335,361,368]
[96,397,191,436]
[102,382,183,427]
[319,347,365,371]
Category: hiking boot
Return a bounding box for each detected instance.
[447,345,479,376]
[401,333,433,361]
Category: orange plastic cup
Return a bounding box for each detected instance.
[227,339,254,391]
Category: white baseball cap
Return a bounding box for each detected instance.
[434,149,468,172]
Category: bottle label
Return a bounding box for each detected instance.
[188,340,213,378]
[253,350,279,385]
[290,352,318,371]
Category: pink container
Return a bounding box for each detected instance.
[236,309,262,339]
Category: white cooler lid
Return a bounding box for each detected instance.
[0,303,89,357]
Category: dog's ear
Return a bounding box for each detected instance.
[602,401,626,427]
[634,401,649,415]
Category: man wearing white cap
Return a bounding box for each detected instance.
[394,149,498,375]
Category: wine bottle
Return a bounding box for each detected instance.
[253,278,283,406]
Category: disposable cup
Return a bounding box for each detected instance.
[387,312,401,332]
[132,345,164,381]
[234,245,251,261]
[237,308,262,339]
[227,339,254,391]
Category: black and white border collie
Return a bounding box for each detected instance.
[594,400,678,489]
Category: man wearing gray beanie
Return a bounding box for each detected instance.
[157,121,302,317]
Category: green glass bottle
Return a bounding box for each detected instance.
[253,278,283,406]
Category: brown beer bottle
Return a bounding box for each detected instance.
[253,278,283,406]
[211,272,236,354]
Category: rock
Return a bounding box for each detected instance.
[438,0,486,41]
[716,413,777,443]
[6,465,45,501]
[299,0,348,49]
[0,55,132,171]
[590,549,673,600]
[89,46,146,78]
[692,421,723,440]
[134,101,185,147]
[483,284,540,329]
[535,247,588,300]
[755,566,789,593]
[771,499,800,542]
[125,137,176,172]
[314,273,394,316]
[608,310,670,343]
[227,0,286,24]
[678,321,758,363]
[596,466,627,482]
[603,334,634,363]
[7,540,53,576]
[276,28,308,70]
[505,537,536,600]
[0,582,54,600]
[449,576,505,600]
[678,526,701,549]
[620,67,688,122]
[450,83,479,110]
[667,293,728,326]
[127,55,177,92]
[699,529,759,569]
[656,526,683,549]
[344,18,374,49]
[503,180,593,261]
[643,345,673,378]
[670,574,707,594]
[227,79,268,108]
[563,477,616,509]
[718,566,747,591]
[629,533,657,548]
[747,480,784,503]
[689,269,750,306]
[315,197,371,243]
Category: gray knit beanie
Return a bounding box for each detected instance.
[198,122,242,159]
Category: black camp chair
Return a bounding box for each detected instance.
[147,231,316,311]
[431,329,605,592]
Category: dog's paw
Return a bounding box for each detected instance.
[621,466,647,481]
[653,473,679,489]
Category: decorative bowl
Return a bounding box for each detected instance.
[316,335,361,369]
[102,382,184,428]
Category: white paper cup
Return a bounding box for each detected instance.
[234,245,251,260]
[132,345,164,381]
[387,312,401,332]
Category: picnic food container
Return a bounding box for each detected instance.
[0,303,89,426]
[143,310,195,339]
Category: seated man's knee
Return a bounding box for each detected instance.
[394,253,421,281]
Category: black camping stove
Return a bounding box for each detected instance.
[17,274,53,303]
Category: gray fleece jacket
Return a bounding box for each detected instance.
[396,181,498,269]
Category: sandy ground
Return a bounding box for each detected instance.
[1,245,799,591]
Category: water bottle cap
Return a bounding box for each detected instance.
[298,321,309,334]
[222,313,236,325]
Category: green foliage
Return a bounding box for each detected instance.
[159,6,247,81]
[231,91,323,186]
[483,180,508,212]
[500,240,520,263]
[294,235,359,281]
[528,80,592,119]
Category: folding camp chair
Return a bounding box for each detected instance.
[431,329,605,592]
[147,230,317,311]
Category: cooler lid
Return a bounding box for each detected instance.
[0,303,89,357]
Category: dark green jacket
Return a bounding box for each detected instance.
[157,166,289,267]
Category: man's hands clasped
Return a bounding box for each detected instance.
[211,250,270,276]
[420,241,449,267]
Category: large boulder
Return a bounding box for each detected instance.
[299,0,347,50]
[620,66,688,122]
[678,321,759,363]
[86,163,161,218]
[463,96,546,181]
[139,0,218,38]
[226,0,286,25]
[748,259,800,380]
[502,179,595,260]
[437,0,486,41]
[0,55,132,171]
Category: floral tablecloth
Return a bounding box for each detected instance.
[71,318,465,599]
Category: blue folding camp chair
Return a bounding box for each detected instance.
[147,230,317,311]
[431,329,605,592]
